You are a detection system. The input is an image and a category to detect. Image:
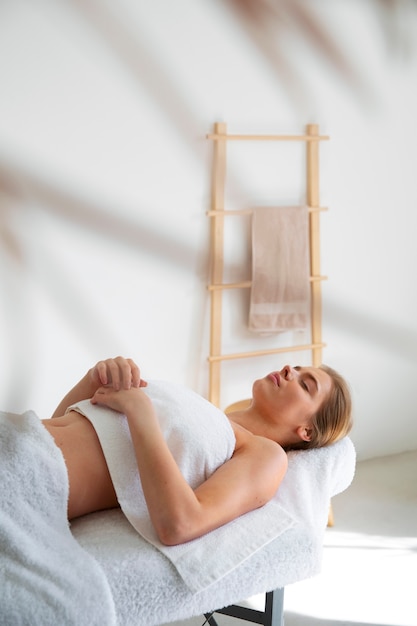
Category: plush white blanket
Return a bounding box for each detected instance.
[0,410,116,626]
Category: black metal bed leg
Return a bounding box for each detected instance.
[207,587,284,625]
[265,588,284,626]
[203,612,221,626]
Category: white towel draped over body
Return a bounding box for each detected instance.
[69,381,297,593]
[249,206,310,334]
[0,410,116,625]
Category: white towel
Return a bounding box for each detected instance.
[0,410,116,625]
[249,206,310,333]
[69,381,296,593]
[281,436,356,530]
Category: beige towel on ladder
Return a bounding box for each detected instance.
[249,206,310,334]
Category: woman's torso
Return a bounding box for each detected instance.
[43,410,251,521]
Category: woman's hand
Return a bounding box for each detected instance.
[89,357,147,392]
[51,357,147,419]
[90,385,151,416]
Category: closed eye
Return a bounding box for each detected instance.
[295,366,318,395]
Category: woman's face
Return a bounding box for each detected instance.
[252,365,332,442]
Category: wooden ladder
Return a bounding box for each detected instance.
[207,122,329,407]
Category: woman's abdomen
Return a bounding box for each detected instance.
[42,411,119,519]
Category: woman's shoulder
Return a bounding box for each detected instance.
[230,420,287,460]
[228,421,288,496]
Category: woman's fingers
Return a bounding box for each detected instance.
[126,358,141,388]
[95,360,109,386]
[95,357,145,391]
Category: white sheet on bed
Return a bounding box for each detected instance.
[72,509,318,626]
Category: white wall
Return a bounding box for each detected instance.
[1,0,416,460]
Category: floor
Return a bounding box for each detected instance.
[163,449,417,626]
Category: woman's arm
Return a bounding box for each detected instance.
[51,357,146,418]
[90,385,288,545]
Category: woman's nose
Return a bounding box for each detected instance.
[281,365,294,381]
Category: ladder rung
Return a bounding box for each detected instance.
[206,207,328,217]
[206,133,330,142]
[208,276,327,291]
[208,343,326,362]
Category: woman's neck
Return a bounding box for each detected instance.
[227,408,285,445]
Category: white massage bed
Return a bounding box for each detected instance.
[0,408,355,626]
[72,438,355,626]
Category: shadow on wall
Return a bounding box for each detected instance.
[2,0,416,275]
[325,298,417,363]
[0,157,202,412]
[76,0,417,119]
[1,0,416,411]
[0,159,197,270]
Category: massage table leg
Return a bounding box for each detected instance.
[204,588,284,625]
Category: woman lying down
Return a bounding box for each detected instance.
[41,356,352,546]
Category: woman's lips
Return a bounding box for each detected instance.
[269,372,280,386]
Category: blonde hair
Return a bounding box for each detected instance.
[289,364,353,451]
